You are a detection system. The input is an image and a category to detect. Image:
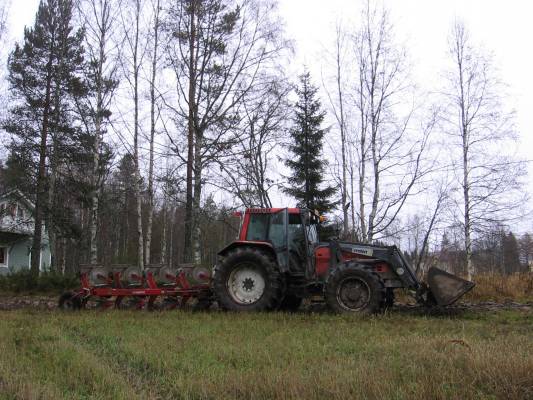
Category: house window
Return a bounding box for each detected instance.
[0,203,5,217]
[17,205,24,218]
[0,247,6,265]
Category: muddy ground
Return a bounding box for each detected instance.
[0,293,531,314]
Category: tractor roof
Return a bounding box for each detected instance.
[246,208,301,214]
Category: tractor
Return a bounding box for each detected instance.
[213,207,475,313]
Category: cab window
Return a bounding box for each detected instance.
[245,214,269,241]
[268,212,286,248]
[288,214,305,244]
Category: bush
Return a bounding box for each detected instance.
[0,270,78,294]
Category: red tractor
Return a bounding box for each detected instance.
[213,207,474,313]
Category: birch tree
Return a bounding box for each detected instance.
[352,3,431,243]
[0,0,11,43]
[75,0,120,264]
[0,0,10,119]
[165,0,287,263]
[120,0,146,269]
[324,24,350,236]
[0,0,8,43]
[214,79,290,208]
[443,21,526,280]
[144,0,163,265]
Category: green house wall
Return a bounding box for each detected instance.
[2,236,51,272]
[7,240,30,271]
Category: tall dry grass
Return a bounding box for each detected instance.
[464,273,533,303]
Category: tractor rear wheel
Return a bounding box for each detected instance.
[325,263,385,314]
[213,247,284,311]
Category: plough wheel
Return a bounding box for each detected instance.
[161,297,183,310]
[58,292,82,310]
[118,297,144,310]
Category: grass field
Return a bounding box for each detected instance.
[0,309,531,400]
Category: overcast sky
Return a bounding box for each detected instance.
[4,0,533,231]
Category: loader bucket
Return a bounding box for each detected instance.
[426,267,475,306]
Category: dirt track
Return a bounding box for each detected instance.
[0,295,59,311]
[0,294,531,314]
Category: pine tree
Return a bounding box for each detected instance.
[284,72,336,213]
[4,0,85,275]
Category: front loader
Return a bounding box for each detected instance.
[213,207,475,313]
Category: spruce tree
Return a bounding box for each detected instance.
[4,0,84,275]
[284,72,336,213]
[502,231,521,274]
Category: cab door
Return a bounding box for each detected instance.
[267,208,289,272]
[301,212,319,280]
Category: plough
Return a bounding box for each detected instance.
[59,264,212,311]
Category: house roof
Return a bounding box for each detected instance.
[0,189,35,212]
[0,231,30,244]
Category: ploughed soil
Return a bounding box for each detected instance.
[0,293,531,314]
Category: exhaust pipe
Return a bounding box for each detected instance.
[426,267,475,306]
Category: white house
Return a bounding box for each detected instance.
[0,190,51,274]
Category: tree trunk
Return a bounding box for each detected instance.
[89,118,101,264]
[145,1,160,266]
[192,129,202,265]
[349,151,356,240]
[48,73,60,270]
[132,0,143,270]
[184,0,196,263]
[358,70,367,243]
[456,32,474,280]
[463,134,473,280]
[367,131,379,243]
[47,137,57,271]
[168,206,174,267]
[88,34,105,265]
[161,197,167,266]
[31,50,55,276]
[335,30,349,237]
[60,237,66,274]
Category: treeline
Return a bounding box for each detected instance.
[404,228,533,276]
[0,0,529,276]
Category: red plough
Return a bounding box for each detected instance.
[58,264,213,311]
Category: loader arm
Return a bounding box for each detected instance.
[338,243,421,290]
[337,242,475,306]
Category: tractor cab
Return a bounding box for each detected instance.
[233,208,320,280]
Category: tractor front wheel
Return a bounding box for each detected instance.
[213,247,284,311]
[325,263,385,314]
